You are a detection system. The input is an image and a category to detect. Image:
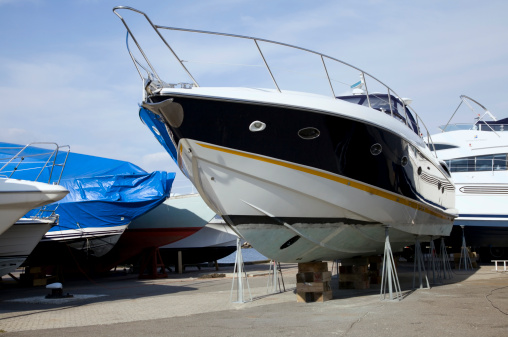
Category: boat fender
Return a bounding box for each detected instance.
[142,99,184,128]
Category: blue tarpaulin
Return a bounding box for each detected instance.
[0,142,174,232]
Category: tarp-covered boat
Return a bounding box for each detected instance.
[0,143,174,266]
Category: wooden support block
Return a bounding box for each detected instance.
[296,271,331,283]
[298,262,328,273]
[296,280,331,293]
[338,273,369,283]
[29,266,43,274]
[341,257,369,266]
[296,263,333,302]
[338,260,371,289]
[296,290,333,303]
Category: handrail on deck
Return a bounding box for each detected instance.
[0,143,70,184]
[113,6,438,157]
[442,95,500,137]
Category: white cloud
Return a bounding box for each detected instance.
[140,152,175,172]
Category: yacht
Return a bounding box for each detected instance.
[114,7,456,263]
[431,95,508,260]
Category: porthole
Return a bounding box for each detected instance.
[417,167,422,175]
[370,143,382,156]
[249,121,266,132]
[298,127,320,139]
[401,156,408,167]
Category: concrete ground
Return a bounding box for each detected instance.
[0,262,507,336]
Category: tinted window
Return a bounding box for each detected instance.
[446,154,507,172]
[430,143,458,151]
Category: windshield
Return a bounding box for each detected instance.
[337,94,419,135]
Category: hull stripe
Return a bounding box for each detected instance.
[196,142,453,221]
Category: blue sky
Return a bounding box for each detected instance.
[1,0,508,191]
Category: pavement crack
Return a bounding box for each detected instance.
[485,282,508,316]
[342,305,382,336]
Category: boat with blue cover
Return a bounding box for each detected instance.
[0,142,173,266]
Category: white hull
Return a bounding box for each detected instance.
[0,217,56,276]
[432,129,508,225]
[180,139,453,262]
[0,178,68,236]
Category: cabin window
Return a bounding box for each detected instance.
[429,143,458,151]
[445,154,507,172]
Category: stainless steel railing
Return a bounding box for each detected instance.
[113,6,439,156]
[0,142,70,184]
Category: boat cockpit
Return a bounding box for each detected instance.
[337,94,419,135]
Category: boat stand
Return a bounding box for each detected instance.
[427,238,440,284]
[230,238,252,303]
[380,227,402,301]
[138,247,168,279]
[459,226,473,271]
[331,259,340,279]
[266,260,285,294]
[413,237,430,289]
[438,237,453,280]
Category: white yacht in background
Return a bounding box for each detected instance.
[114,7,456,263]
[431,95,508,260]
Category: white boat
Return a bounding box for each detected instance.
[431,95,508,260]
[114,7,456,263]
[0,178,68,236]
[0,217,57,277]
[0,142,69,236]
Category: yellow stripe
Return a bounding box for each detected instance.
[197,142,453,221]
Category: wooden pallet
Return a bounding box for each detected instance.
[296,262,332,303]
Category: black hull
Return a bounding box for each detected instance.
[444,225,508,261]
[144,94,453,212]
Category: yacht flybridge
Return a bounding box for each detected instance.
[114,6,456,263]
[432,95,508,260]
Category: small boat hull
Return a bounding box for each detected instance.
[0,178,68,235]
[159,220,239,265]
[41,225,128,257]
[0,217,56,276]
